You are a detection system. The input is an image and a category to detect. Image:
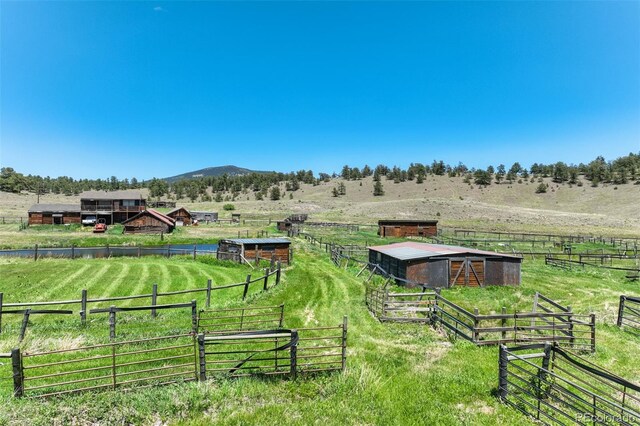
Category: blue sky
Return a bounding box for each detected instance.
[1,1,639,180]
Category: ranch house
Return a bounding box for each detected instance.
[377,220,438,238]
[217,238,292,264]
[122,209,175,234]
[28,204,81,225]
[80,190,146,225]
[368,242,521,288]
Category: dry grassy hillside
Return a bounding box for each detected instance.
[1,175,639,236]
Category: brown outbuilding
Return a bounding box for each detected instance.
[368,242,521,288]
[217,238,292,264]
[377,220,438,238]
[28,204,81,225]
[166,207,192,226]
[122,209,175,234]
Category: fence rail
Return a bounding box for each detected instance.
[0,264,282,340]
[365,290,596,352]
[198,305,285,335]
[617,295,640,335]
[4,314,348,398]
[498,343,640,425]
[545,254,640,274]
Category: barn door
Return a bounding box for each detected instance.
[449,258,485,287]
[450,260,465,287]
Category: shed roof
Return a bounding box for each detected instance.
[167,207,192,217]
[28,204,81,213]
[367,242,520,260]
[378,219,438,225]
[222,238,291,245]
[122,209,175,227]
[80,190,145,200]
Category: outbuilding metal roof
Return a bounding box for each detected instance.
[223,238,291,245]
[28,204,81,213]
[367,242,520,260]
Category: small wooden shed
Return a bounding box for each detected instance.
[378,220,438,238]
[368,242,521,288]
[122,209,175,234]
[167,207,192,226]
[28,204,81,225]
[276,220,293,231]
[217,238,291,264]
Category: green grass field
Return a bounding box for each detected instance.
[0,236,639,425]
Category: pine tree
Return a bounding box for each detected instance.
[373,180,385,196]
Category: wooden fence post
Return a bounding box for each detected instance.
[193,245,197,260]
[206,279,212,308]
[242,275,251,300]
[617,296,625,327]
[19,309,31,342]
[276,263,281,285]
[109,306,116,340]
[151,284,158,318]
[81,289,87,326]
[106,244,110,258]
[290,330,298,380]
[472,308,479,343]
[0,292,3,334]
[341,316,348,371]
[198,334,206,381]
[71,244,75,260]
[270,254,276,272]
[11,348,23,397]
[34,244,38,261]
[263,268,269,291]
[191,300,198,334]
[498,345,508,401]
[501,307,507,342]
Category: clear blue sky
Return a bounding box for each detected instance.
[1,1,639,180]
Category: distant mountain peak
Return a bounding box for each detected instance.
[164,165,268,182]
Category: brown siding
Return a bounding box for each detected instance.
[167,208,192,225]
[28,212,80,225]
[244,245,290,264]
[379,223,437,238]
[123,214,172,234]
[406,259,430,285]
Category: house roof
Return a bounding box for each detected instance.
[80,190,145,200]
[167,207,192,217]
[367,242,520,260]
[378,219,438,225]
[28,204,81,213]
[222,238,291,245]
[122,209,175,227]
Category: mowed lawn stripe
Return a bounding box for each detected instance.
[95,262,131,300]
[39,263,93,301]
